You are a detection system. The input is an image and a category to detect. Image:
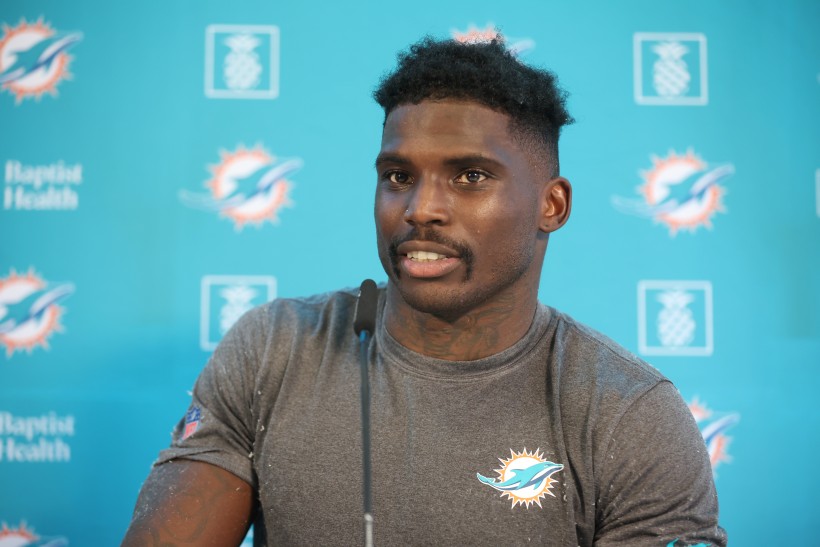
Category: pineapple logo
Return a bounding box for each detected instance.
[218,283,257,335]
[200,275,276,351]
[633,33,707,105]
[223,33,262,91]
[638,280,713,356]
[656,289,695,348]
[205,25,279,99]
[0,17,82,104]
[651,41,690,98]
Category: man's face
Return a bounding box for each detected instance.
[375,99,553,319]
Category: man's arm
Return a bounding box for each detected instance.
[122,460,254,546]
[594,381,727,546]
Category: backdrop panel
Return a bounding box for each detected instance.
[1,1,818,545]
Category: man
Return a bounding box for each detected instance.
[124,37,726,546]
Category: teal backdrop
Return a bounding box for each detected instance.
[1,1,819,545]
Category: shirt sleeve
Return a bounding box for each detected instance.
[594,381,728,547]
[154,305,269,488]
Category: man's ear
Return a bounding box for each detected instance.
[539,177,572,233]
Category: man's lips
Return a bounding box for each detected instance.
[396,241,461,279]
[399,256,461,278]
[396,241,458,259]
[387,228,474,280]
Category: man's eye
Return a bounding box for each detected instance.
[454,170,488,184]
[386,171,411,184]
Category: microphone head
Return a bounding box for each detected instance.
[353,279,378,336]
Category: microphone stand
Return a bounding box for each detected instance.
[354,279,377,547]
[359,327,374,547]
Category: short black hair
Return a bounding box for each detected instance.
[373,35,573,176]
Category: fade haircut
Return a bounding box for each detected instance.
[373,35,573,176]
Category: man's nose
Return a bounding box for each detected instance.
[403,177,450,226]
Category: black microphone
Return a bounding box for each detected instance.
[353,279,377,547]
[354,279,377,336]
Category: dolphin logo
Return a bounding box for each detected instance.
[667,540,711,547]
[700,413,740,470]
[180,157,302,210]
[688,397,740,473]
[701,413,739,447]
[179,146,302,230]
[0,32,83,85]
[476,448,564,508]
[476,460,563,492]
[612,164,734,219]
[451,25,535,57]
[0,270,74,356]
[611,150,735,235]
[0,282,74,335]
[0,19,83,102]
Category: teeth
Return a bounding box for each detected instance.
[407,250,446,261]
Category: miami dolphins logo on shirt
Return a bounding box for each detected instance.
[476,448,563,508]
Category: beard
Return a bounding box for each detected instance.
[377,226,534,322]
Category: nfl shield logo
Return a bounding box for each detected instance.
[182,406,202,439]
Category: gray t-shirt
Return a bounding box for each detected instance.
[157,288,726,546]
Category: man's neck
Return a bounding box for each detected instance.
[382,286,538,361]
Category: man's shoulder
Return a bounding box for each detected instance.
[545,306,668,395]
[248,286,363,325]
[543,308,685,464]
[212,286,367,376]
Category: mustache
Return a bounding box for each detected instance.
[388,227,474,278]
